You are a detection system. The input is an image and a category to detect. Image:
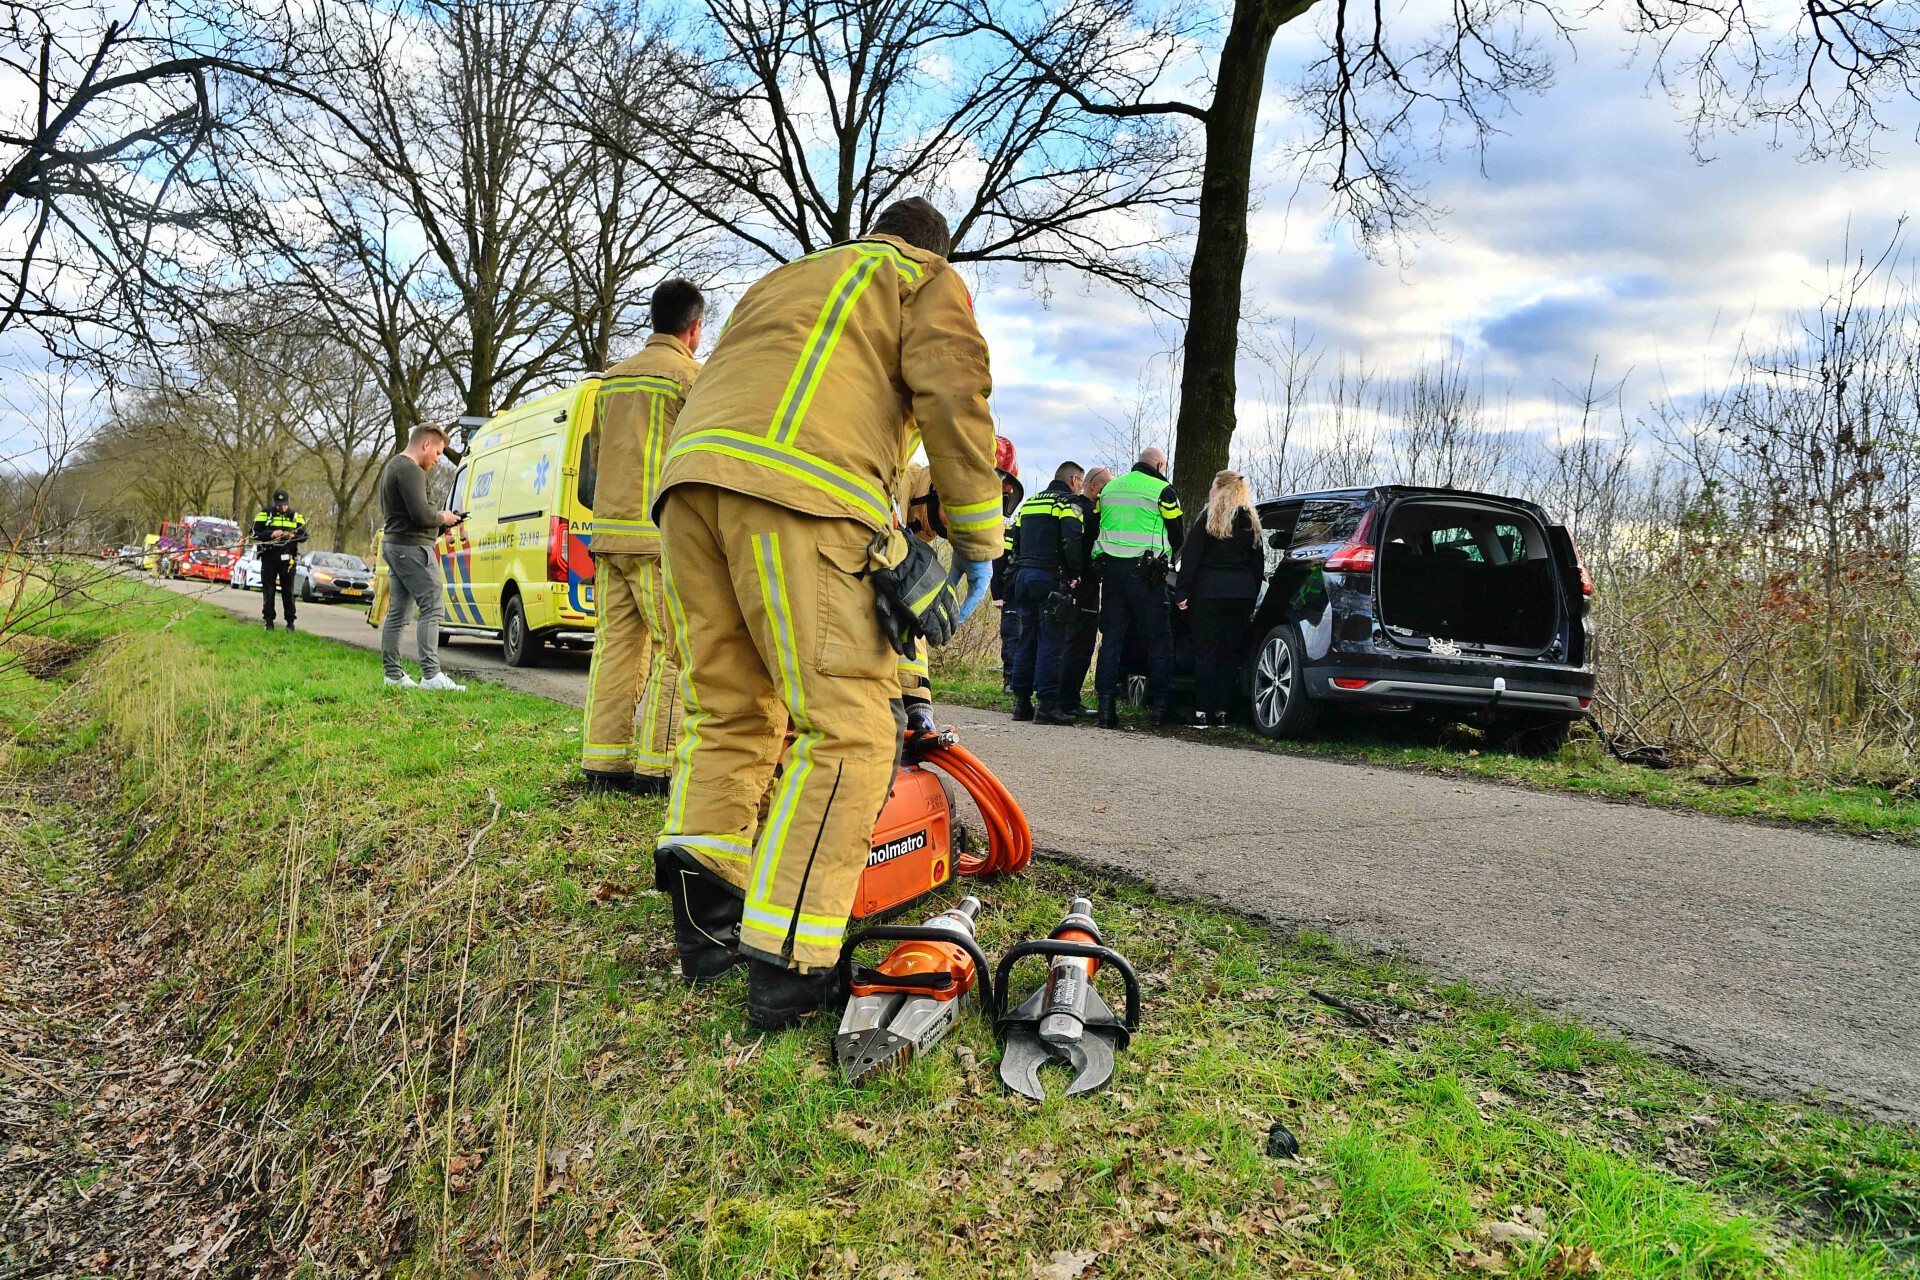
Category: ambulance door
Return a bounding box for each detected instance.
[459,446,507,626]
[500,432,564,627]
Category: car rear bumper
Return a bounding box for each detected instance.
[1306,660,1593,716]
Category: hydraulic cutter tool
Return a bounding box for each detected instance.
[833,897,994,1084]
[995,897,1141,1100]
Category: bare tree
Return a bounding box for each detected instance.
[561,0,1196,299]
[979,0,1920,514]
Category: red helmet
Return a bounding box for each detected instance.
[994,435,1018,477]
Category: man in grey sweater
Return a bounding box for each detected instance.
[379,424,467,690]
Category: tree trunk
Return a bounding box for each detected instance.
[1171,0,1310,515]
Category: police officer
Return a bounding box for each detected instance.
[1055,465,1111,717]
[579,279,704,797]
[1093,447,1184,727]
[650,198,1002,1030]
[1008,461,1085,725]
[251,488,308,631]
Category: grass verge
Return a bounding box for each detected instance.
[3,595,1916,1277]
[930,664,1920,845]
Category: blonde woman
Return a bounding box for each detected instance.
[1173,470,1264,728]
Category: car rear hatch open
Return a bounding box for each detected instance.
[1375,496,1564,658]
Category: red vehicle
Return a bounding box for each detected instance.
[155,516,242,583]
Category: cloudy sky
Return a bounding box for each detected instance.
[974,1,1920,490]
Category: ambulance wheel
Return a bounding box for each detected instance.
[502,594,543,667]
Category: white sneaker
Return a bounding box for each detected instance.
[384,674,418,688]
[418,672,467,692]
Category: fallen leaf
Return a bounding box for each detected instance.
[1543,1244,1603,1277]
[1027,1169,1065,1193]
[1483,1220,1549,1247]
[1031,1249,1098,1279]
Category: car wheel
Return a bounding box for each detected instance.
[1123,674,1150,708]
[502,594,543,667]
[1249,623,1320,739]
[1499,715,1572,757]
[301,582,313,603]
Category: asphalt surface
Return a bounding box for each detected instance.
[156,576,1920,1119]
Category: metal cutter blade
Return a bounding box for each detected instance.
[998,985,1124,1100]
[836,1024,913,1084]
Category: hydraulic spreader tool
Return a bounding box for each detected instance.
[834,897,992,1084]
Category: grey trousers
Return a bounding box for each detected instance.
[380,542,443,680]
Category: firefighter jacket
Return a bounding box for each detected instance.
[1012,480,1085,578]
[590,333,700,555]
[1093,463,1184,560]
[655,235,1003,565]
[252,507,307,557]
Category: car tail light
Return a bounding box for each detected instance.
[547,517,570,582]
[1325,509,1377,573]
[1331,678,1371,690]
[1579,697,1592,709]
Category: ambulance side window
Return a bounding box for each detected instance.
[449,466,470,512]
[577,432,596,510]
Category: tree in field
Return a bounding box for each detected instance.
[974,0,1920,512]
[559,0,1198,300]
[235,0,718,445]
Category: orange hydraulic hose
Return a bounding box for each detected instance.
[914,741,1033,876]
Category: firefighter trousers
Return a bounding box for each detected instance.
[657,484,902,973]
[581,551,681,778]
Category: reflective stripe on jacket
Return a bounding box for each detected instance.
[590,333,700,555]
[1093,466,1183,559]
[655,235,1002,563]
[252,508,307,555]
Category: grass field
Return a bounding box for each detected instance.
[3,590,1917,1277]
[929,663,1920,845]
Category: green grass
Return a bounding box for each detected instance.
[930,662,1920,844]
[3,592,1917,1277]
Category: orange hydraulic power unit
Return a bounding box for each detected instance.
[851,729,1033,923]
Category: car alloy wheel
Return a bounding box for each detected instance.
[502,594,542,667]
[1251,624,1319,739]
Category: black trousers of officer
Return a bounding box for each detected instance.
[1094,556,1173,707]
[261,553,296,626]
[1056,592,1099,710]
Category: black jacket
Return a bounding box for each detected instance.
[1174,508,1264,603]
[1012,480,1085,577]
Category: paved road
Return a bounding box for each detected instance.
[157,577,1920,1120]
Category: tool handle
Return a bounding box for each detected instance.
[837,924,995,1011]
[992,939,1140,1031]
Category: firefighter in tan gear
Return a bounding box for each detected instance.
[579,280,706,796]
[651,198,1003,1030]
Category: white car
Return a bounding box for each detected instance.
[229,546,262,591]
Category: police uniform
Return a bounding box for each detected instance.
[1006,479,1084,721]
[1093,462,1184,721]
[1054,489,1101,713]
[580,333,699,787]
[251,493,308,630]
[653,234,1002,979]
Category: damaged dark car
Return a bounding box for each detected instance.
[1230,486,1596,752]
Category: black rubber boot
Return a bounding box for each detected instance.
[1097,695,1120,729]
[653,847,746,984]
[1154,703,1179,726]
[1012,694,1034,722]
[1033,702,1073,725]
[746,959,836,1031]
[630,774,671,797]
[583,770,639,795]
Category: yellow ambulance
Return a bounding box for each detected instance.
[385,379,604,665]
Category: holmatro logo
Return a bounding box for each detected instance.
[868,828,928,869]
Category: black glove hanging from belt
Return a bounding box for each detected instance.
[867,528,961,657]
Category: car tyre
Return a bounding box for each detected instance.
[1498,715,1572,757]
[1249,623,1320,739]
[301,581,314,603]
[502,593,543,667]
